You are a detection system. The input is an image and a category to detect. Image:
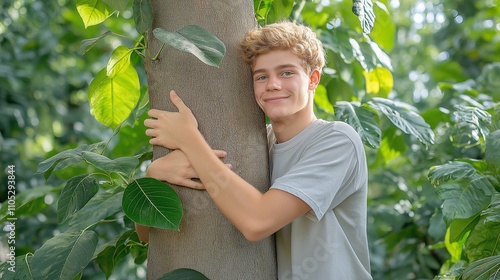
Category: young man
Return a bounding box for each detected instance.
[141,21,372,279]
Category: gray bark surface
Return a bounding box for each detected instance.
[144,1,276,279]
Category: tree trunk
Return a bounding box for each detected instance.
[144,1,276,279]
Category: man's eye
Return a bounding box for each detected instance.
[282,71,292,77]
[256,76,267,81]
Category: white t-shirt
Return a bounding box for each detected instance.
[268,119,372,280]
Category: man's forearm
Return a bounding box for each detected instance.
[179,128,270,240]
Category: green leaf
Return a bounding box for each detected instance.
[428,161,478,186]
[314,84,335,114]
[0,255,33,280]
[369,97,435,146]
[82,151,139,175]
[133,0,152,34]
[123,177,182,230]
[453,105,491,140]
[445,226,468,263]
[326,76,355,103]
[334,101,381,148]
[465,213,500,262]
[80,31,112,54]
[320,28,355,64]
[107,45,133,77]
[88,64,140,130]
[352,0,375,34]
[363,67,393,98]
[254,0,273,21]
[95,230,135,278]
[57,175,100,224]
[369,41,392,71]
[485,130,500,169]
[76,0,114,28]
[448,214,480,243]
[370,1,394,52]
[31,230,99,280]
[37,142,106,180]
[460,255,500,280]
[0,186,55,223]
[102,0,129,12]
[153,25,226,67]
[157,268,210,280]
[436,177,494,224]
[67,188,124,230]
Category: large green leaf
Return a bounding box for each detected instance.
[320,28,355,64]
[352,0,375,34]
[0,255,33,280]
[465,213,500,263]
[0,186,55,222]
[326,75,355,103]
[82,151,139,175]
[133,0,152,35]
[157,268,210,280]
[95,229,135,278]
[80,30,112,54]
[67,188,124,230]
[363,66,393,98]
[428,161,478,186]
[31,230,99,280]
[314,84,335,114]
[370,1,394,52]
[88,64,140,130]
[453,105,491,140]
[436,177,494,224]
[107,45,133,77]
[485,130,500,169]
[57,175,100,224]
[448,214,481,243]
[369,97,435,146]
[460,255,500,280]
[123,177,182,230]
[76,0,114,28]
[37,142,106,180]
[334,101,381,148]
[153,25,226,67]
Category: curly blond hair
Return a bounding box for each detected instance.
[239,21,325,74]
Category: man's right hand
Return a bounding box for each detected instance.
[146,149,230,189]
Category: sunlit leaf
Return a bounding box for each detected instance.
[363,67,393,98]
[81,151,139,175]
[76,0,114,28]
[334,101,381,148]
[352,0,375,34]
[123,178,182,230]
[157,268,210,280]
[80,30,112,54]
[153,25,226,67]
[448,214,480,243]
[107,45,133,77]
[453,105,491,140]
[314,84,334,114]
[57,175,100,224]
[369,97,435,146]
[369,41,392,71]
[445,227,468,263]
[88,64,140,130]
[320,28,355,64]
[370,1,394,52]
[133,0,152,34]
[31,230,99,280]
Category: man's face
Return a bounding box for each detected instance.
[252,50,316,123]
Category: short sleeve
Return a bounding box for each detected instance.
[270,128,361,221]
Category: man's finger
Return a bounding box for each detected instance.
[213,150,228,158]
[170,90,188,112]
[148,109,161,118]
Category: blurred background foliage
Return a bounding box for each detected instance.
[1,0,499,279]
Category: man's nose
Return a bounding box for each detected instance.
[266,75,281,91]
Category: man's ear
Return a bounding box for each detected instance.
[308,69,321,90]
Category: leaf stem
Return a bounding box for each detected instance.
[151,43,165,61]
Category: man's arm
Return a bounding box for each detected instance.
[145,91,311,241]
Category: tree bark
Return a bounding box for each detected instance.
[144,1,276,279]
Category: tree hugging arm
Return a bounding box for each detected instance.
[145,91,311,241]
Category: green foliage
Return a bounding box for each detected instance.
[2,0,499,279]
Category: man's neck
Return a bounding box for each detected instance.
[271,113,317,143]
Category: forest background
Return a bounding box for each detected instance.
[0,0,499,279]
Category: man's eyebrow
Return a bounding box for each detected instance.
[252,64,300,75]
